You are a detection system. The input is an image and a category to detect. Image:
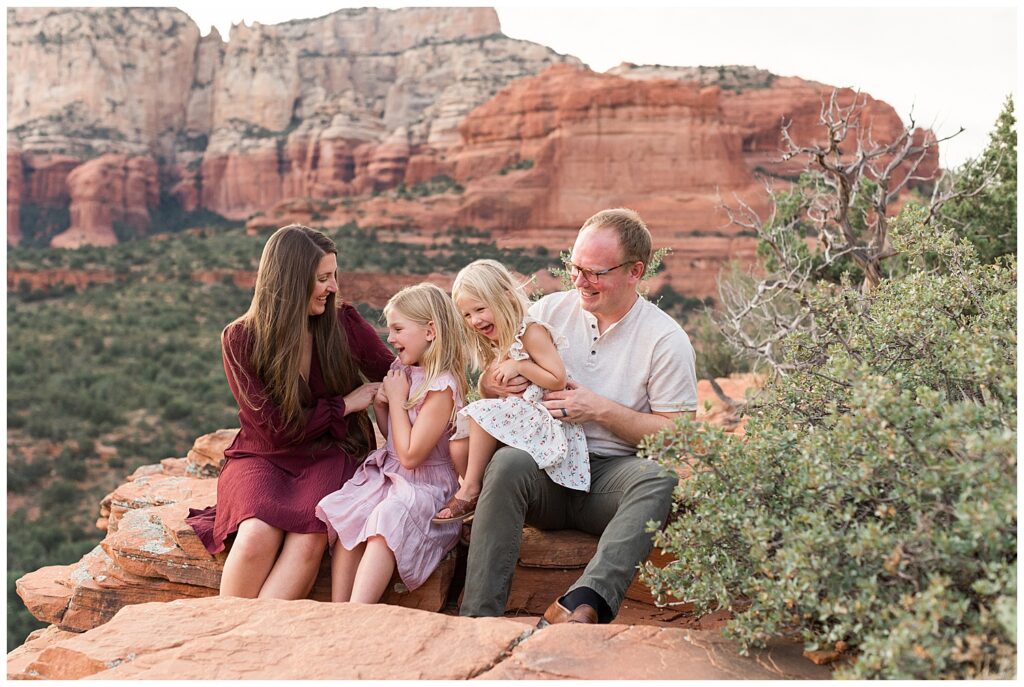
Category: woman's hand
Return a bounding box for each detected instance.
[374,383,389,406]
[494,358,520,385]
[343,382,382,414]
[382,368,411,402]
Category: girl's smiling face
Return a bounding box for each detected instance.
[456,293,498,341]
[386,310,434,366]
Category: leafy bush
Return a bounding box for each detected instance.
[941,96,1016,264]
[639,212,1016,679]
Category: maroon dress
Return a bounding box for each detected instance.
[186,304,394,554]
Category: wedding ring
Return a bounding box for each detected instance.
[560,408,568,418]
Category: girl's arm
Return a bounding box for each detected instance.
[372,385,389,439]
[387,389,455,470]
[513,323,568,391]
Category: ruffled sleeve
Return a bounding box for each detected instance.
[507,316,568,361]
[409,368,464,410]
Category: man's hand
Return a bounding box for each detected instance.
[479,360,528,398]
[541,380,605,423]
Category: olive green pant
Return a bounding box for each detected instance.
[459,447,678,618]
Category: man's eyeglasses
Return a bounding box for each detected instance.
[566,260,633,284]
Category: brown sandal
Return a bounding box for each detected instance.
[432,494,478,524]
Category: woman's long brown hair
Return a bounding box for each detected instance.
[223,224,373,455]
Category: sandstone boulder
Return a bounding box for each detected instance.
[7,597,830,680]
[185,428,239,477]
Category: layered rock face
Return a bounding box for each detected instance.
[8,8,938,301]
[7,8,199,149]
[7,6,576,244]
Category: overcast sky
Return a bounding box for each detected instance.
[31,1,1020,168]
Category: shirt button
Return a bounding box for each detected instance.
[591,351,596,355]
[591,324,596,329]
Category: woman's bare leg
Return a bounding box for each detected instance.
[258,531,327,600]
[219,518,284,598]
[349,535,397,604]
[330,540,366,602]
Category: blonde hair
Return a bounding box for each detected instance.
[383,283,469,423]
[224,225,373,454]
[451,259,531,372]
[580,207,653,269]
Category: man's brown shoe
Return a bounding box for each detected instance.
[537,599,598,628]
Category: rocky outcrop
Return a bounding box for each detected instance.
[50,154,159,248]
[7,597,831,680]
[13,374,757,639]
[7,8,199,150]
[610,63,937,182]
[8,8,938,308]
[7,268,119,292]
[7,147,23,243]
[7,6,577,244]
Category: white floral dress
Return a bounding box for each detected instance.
[458,316,590,491]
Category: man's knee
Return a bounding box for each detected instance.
[483,447,538,486]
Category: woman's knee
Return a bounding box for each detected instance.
[284,531,327,559]
[230,518,284,562]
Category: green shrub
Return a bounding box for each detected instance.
[941,96,1016,264]
[498,158,534,175]
[639,213,1016,679]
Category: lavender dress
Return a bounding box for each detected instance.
[315,361,462,590]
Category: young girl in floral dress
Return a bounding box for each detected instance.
[434,259,589,524]
[315,283,468,602]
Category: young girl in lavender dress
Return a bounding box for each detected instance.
[315,283,468,602]
[434,259,589,524]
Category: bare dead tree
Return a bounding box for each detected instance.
[778,90,965,290]
[712,89,983,375]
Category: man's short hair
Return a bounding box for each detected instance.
[579,208,653,269]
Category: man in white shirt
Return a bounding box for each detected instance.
[460,208,698,625]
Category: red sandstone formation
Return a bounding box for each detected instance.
[6,269,119,292]
[6,597,830,680]
[48,154,159,248]
[7,147,23,244]
[7,6,937,290]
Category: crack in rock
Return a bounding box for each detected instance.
[465,627,535,679]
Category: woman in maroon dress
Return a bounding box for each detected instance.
[187,225,394,598]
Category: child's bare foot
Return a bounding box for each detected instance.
[432,485,480,523]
